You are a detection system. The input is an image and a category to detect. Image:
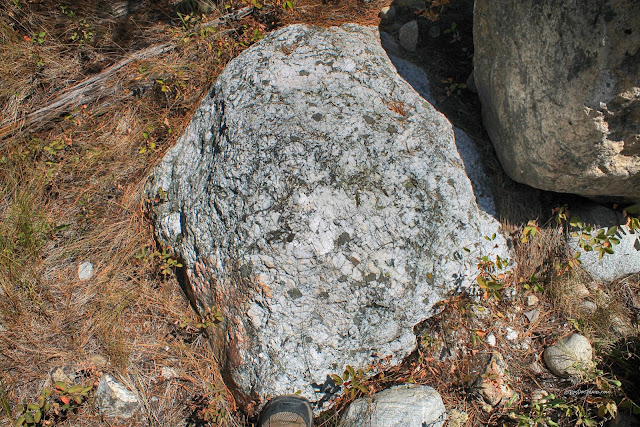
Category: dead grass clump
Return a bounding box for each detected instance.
[0,0,280,424]
[511,223,567,282]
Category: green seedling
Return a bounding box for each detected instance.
[521,273,543,293]
[476,253,510,301]
[31,31,46,45]
[331,365,370,399]
[191,308,223,329]
[443,22,461,42]
[569,217,620,260]
[154,248,183,275]
[521,220,540,243]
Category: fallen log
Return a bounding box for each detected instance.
[0,43,175,141]
[0,6,254,141]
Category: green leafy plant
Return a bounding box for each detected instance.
[177,11,200,30]
[443,21,461,42]
[153,248,183,275]
[42,139,65,156]
[184,308,223,330]
[13,381,93,426]
[60,6,93,43]
[186,381,230,426]
[31,31,46,45]
[476,250,510,301]
[521,220,540,243]
[520,273,543,293]
[134,246,182,275]
[470,329,485,347]
[624,205,640,232]
[512,362,624,426]
[511,393,575,426]
[134,246,152,262]
[553,205,569,225]
[59,5,74,17]
[511,392,605,426]
[569,217,620,260]
[156,187,168,202]
[442,77,466,96]
[330,365,370,399]
[70,21,93,43]
[251,28,264,42]
[552,206,632,261]
[139,126,156,154]
[622,205,640,248]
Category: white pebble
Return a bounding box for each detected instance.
[78,261,94,281]
[486,333,496,347]
[505,327,518,341]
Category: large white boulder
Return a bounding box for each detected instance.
[149,23,508,413]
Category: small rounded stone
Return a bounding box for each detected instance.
[78,261,94,281]
[543,333,593,378]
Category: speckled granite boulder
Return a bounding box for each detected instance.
[148,23,508,412]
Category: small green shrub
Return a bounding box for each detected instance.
[330,365,370,399]
[59,6,94,44]
[12,381,93,427]
[569,217,620,260]
[476,251,510,301]
[135,246,183,275]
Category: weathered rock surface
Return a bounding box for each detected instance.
[149,23,508,409]
[95,374,140,419]
[379,6,396,23]
[473,351,516,406]
[544,333,594,378]
[474,0,640,200]
[340,385,446,427]
[77,261,93,281]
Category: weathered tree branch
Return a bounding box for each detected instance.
[0,6,254,141]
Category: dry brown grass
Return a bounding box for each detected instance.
[0,0,269,424]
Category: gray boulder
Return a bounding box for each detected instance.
[340,384,446,427]
[149,23,508,410]
[398,21,419,51]
[474,0,640,200]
